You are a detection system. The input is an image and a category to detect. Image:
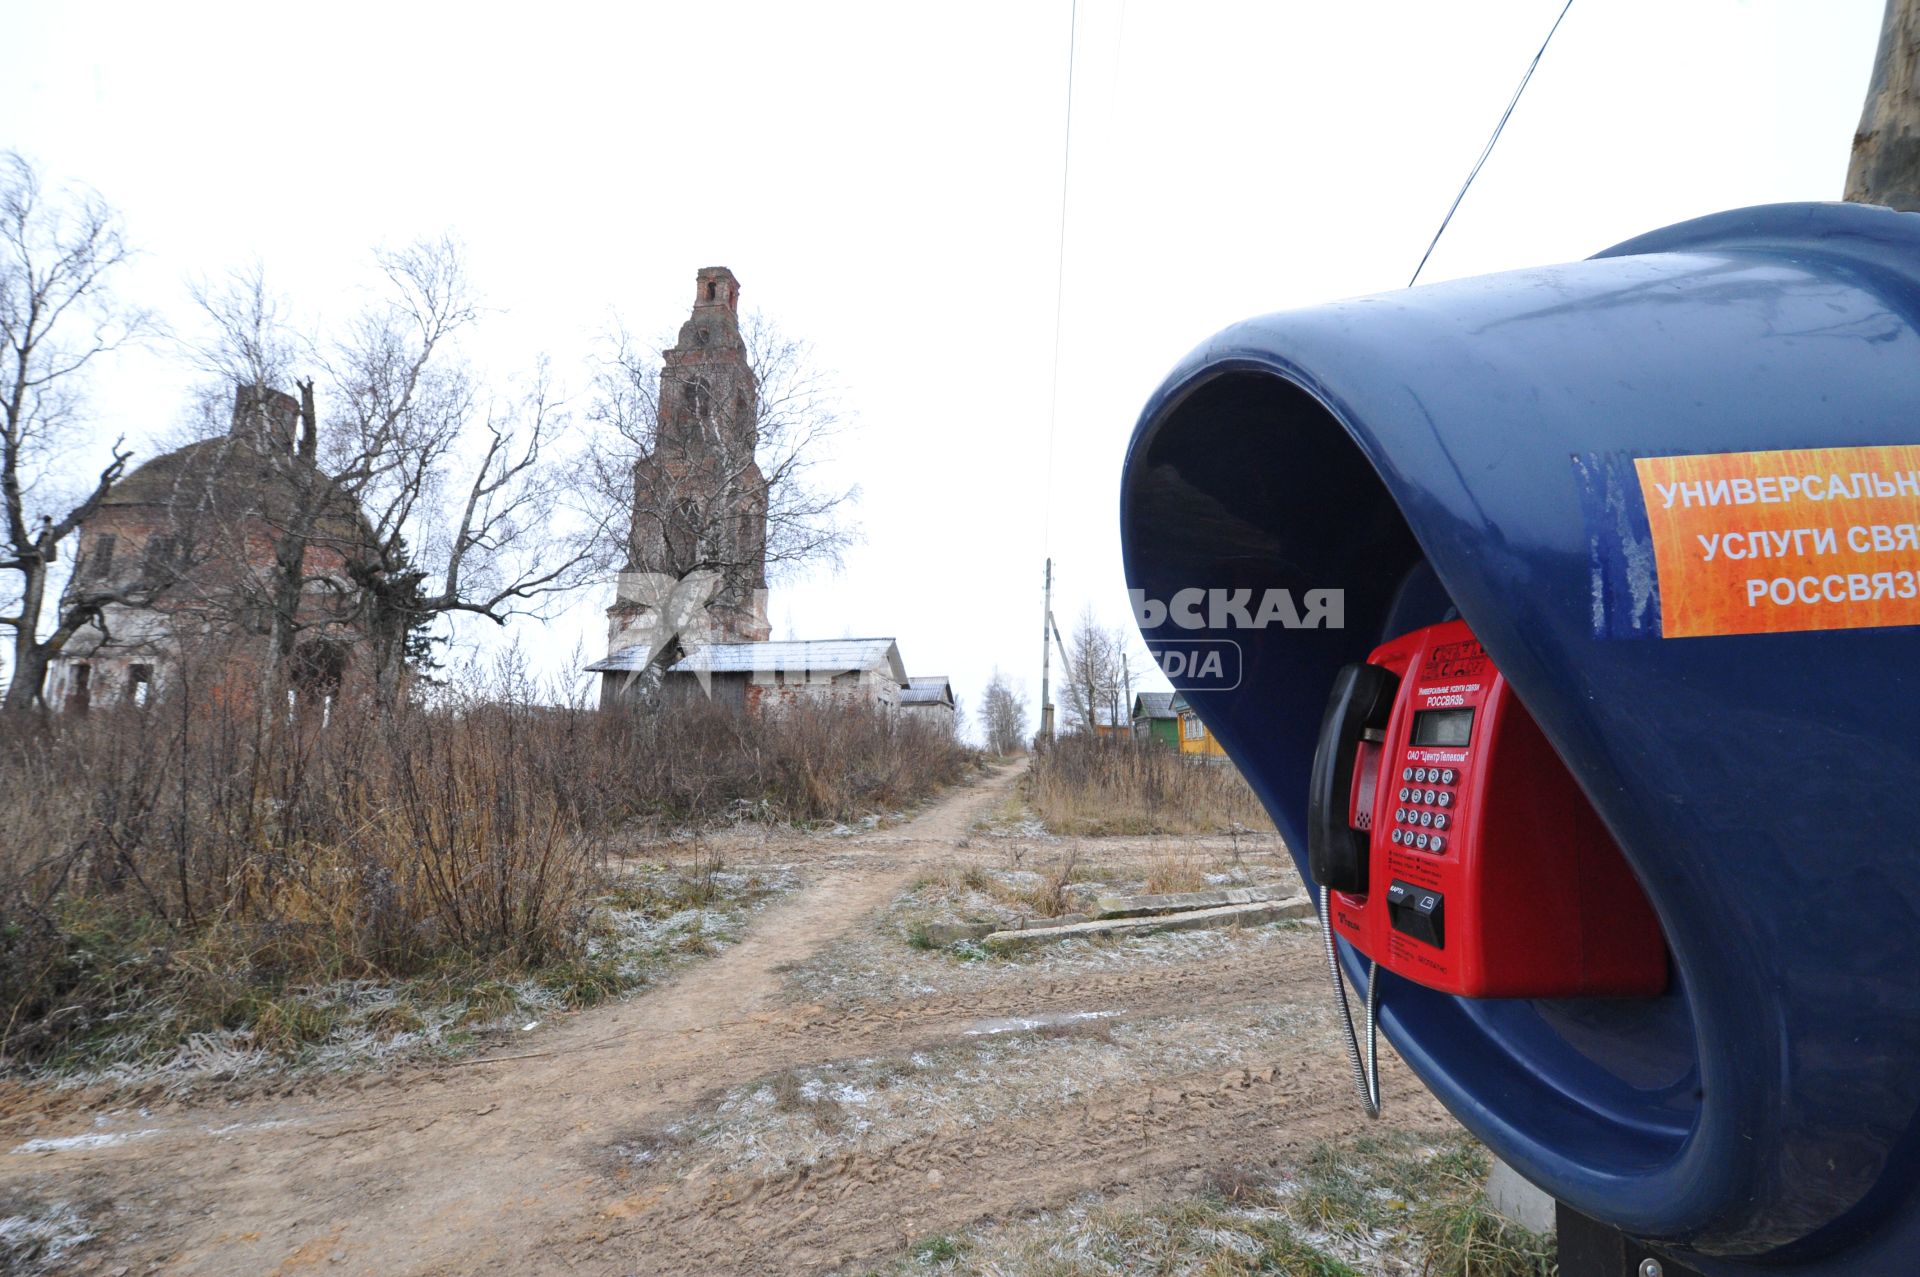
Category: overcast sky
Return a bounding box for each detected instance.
[0,0,1888,736]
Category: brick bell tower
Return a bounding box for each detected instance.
[609,267,771,661]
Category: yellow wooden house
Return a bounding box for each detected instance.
[1169,692,1227,758]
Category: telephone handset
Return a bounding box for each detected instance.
[1307,662,1398,895]
[1309,620,1666,999]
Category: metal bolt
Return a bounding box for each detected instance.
[1638,1260,1664,1277]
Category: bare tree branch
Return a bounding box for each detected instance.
[0,152,152,710]
[583,312,859,587]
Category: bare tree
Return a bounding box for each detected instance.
[0,153,152,711]
[589,313,856,573]
[164,265,342,704]
[980,667,1028,755]
[1061,604,1130,736]
[323,241,598,709]
[162,240,596,713]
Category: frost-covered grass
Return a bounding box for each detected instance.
[969,785,1050,839]
[793,907,1321,1008]
[0,1195,97,1273]
[793,845,1305,1005]
[888,842,1295,946]
[620,994,1330,1180]
[25,858,796,1095]
[863,1130,1554,1277]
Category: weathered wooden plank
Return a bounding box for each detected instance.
[982,896,1312,952]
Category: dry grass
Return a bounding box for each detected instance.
[1028,735,1273,836]
[1010,847,1082,917]
[768,1068,850,1133]
[891,835,1295,954]
[0,662,975,1070]
[1144,850,1209,895]
[871,1130,1554,1277]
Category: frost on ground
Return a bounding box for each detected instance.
[43,859,799,1097]
[864,1129,1552,1277]
[785,842,1311,1007]
[977,817,1053,840]
[621,993,1331,1180]
[801,916,1319,1006]
[875,837,1296,953]
[0,1195,96,1273]
[10,1113,290,1157]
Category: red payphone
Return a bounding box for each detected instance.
[1308,620,1667,999]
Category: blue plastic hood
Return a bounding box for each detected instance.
[1119,203,1920,1272]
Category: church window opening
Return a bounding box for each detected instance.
[87,533,117,581]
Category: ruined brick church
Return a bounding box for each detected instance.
[45,386,374,712]
[590,269,948,721]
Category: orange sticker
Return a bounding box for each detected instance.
[1635,446,1920,638]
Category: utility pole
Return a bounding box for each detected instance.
[1049,611,1073,729]
[1038,558,1055,742]
[1847,0,1920,210]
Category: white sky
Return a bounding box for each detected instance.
[0,0,1887,737]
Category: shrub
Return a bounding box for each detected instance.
[0,667,975,1067]
[1027,733,1273,836]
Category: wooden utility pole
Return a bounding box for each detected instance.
[1847,0,1920,210]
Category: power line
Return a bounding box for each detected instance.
[1037,1,1078,741]
[1041,0,1079,557]
[1408,0,1576,288]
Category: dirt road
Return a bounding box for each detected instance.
[1,763,1451,1275]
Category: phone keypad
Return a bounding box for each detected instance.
[1389,758,1460,852]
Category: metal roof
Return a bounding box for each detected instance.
[587,637,908,685]
[908,675,950,690]
[1133,691,1176,718]
[900,682,954,706]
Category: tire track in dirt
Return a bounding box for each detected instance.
[577,1054,1450,1274]
[777,942,1328,1043]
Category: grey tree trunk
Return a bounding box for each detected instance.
[3,539,51,713]
[1848,0,1920,210]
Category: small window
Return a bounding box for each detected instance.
[707,281,718,301]
[67,663,92,715]
[140,535,177,583]
[1182,712,1204,741]
[87,533,117,581]
[128,664,153,707]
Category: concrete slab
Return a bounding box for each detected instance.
[1485,1157,1556,1235]
[1092,885,1286,919]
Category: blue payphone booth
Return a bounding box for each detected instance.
[1119,202,1920,1275]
